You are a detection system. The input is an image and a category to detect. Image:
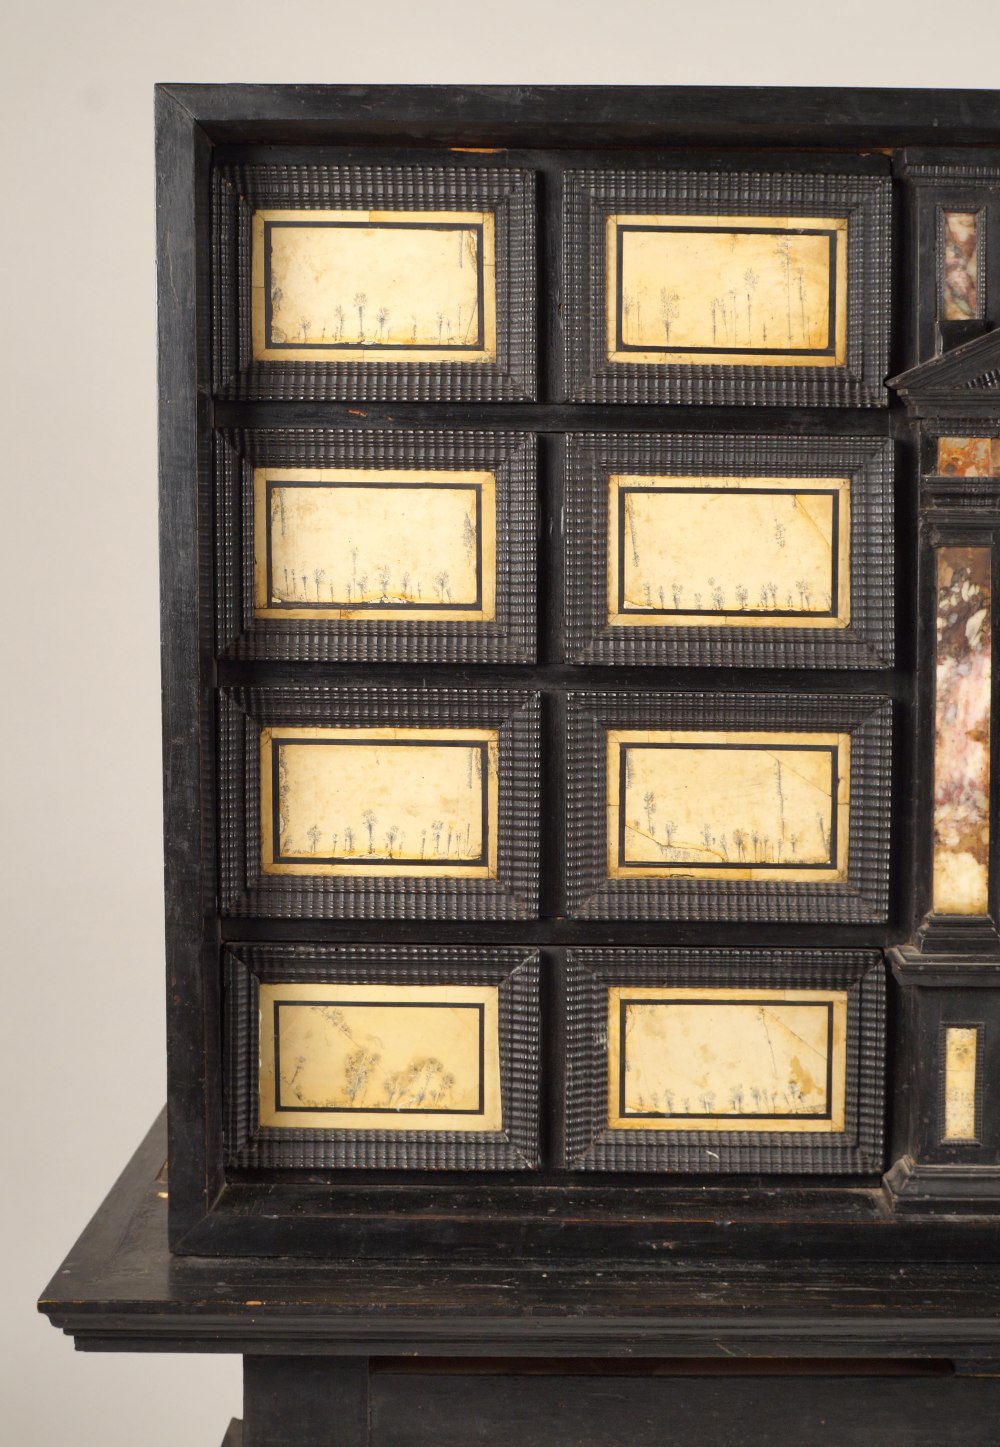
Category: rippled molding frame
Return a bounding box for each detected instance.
[213,162,536,402]
[565,431,894,668]
[215,428,537,663]
[218,685,540,920]
[225,944,540,1171]
[564,948,885,1174]
[561,162,890,406]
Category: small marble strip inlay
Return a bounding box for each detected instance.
[933,548,992,915]
[941,211,980,321]
[942,1026,980,1142]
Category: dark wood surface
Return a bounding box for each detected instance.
[37,1113,1000,1359]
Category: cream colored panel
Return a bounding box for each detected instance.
[259,981,501,1132]
[606,213,848,367]
[942,1026,979,1142]
[608,986,847,1133]
[261,726,499,878]
[253,468,497,622]
[252,209,496,363]
[607,474,850,629]
[607,728,850,882]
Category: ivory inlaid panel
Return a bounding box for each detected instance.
[260,726,499,878]
[258,981,502,1132]
[607,986,848,1133]
[252,209,497,363]
[606,474,850,629]
[606,213,848,368]
[942,1025,980,1142]
[607,729,850,882]
[941,211,981,321]
[933,548,992,915]
[253,468,497,622]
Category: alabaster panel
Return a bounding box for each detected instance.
[225,945,539,1170]
[941,1024,982,1143]
[565,434,893,667]
[567,691,892,922]
[564,949,885,1173]
[219,686,540,920]
[216,429,536,663]
[562,165,890,405]
[214,163,535,401]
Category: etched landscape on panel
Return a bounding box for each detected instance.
[260,727,498,878]
[254,468,496,622]
[607,987,846,1133]
[252,208,496,362]
[608,474,848,629]
[608,729,848,882]
[607,213,847,367]
[257,982,502,1133]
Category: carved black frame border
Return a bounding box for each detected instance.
[561,164,891,406]
[219,686,540,920]
[213,162,536,401]
[225,944,540,1170]
[566,690,892,923]
[564,948,885,1174]
[215,428,537,662]
[565,432,895,667]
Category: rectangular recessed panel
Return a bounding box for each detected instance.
[607,474,850,629]
[252,208,497,363]
[933,548,992,915]
[258,981,502,1132]
[607,729,850,882]
[941,211,981,320]
[606,213,848,367]
[260,726,499,878]
[942,1025,981,1143]
[253,467,497,622]
[607,986,848,1133]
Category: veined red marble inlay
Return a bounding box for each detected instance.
[937,437,1000,478]
[933,547,992,915]
[942,211,980,321]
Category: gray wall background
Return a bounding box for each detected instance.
[3,2,998,1442]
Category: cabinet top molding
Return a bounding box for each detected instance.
[154,83,1000,149]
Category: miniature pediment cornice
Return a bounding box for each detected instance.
[889,328,1000,419]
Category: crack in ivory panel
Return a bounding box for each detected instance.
[606,729,850,882]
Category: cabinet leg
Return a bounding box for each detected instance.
[243,1356,369,1447]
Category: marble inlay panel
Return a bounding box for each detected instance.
[937,436,1000,478]
[933,548,992,914]
[941,211,980,321]
[942,1025,979,1142]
